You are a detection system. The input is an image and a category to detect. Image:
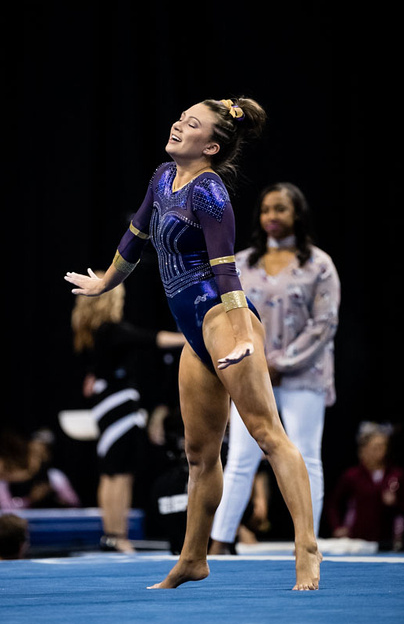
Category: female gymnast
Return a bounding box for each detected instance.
[65,97,322,590]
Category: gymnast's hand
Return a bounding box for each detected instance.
[64,268,105,296]
[217,341,254,370]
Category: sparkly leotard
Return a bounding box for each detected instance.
[113,162,259,368]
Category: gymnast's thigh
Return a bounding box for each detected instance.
[178,342,230,449]
[202,306,268,395]
[202,307,281,433]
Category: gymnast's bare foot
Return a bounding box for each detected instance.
[293,542,322,591]
[147,558,210,589]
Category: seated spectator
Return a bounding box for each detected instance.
[0,429,32,483]
[0,513,29,560]
[0,428,80,510]
[327,422,404,550]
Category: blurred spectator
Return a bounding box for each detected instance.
[0,429,32,483]
[236,464,271,546]
[210,182,340,554]
[0,428,80,510]
[327,422,404,550]
[71,273,184,553]
[0,513,29,560]
[147,406,188,554]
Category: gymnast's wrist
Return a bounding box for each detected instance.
[225,306,254,344]
[220,290,248,313]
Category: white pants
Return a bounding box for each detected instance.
[211,388,326,542]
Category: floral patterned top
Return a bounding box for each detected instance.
[235,246,340,405]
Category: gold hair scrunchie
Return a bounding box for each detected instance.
[220,99,245,120]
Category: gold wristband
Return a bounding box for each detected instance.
[221,290,248,312]
[113,250,139,276]
[210,255,235,267]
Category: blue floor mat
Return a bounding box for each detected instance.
[0,553,403,624]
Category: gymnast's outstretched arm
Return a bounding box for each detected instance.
[64,265,127,296]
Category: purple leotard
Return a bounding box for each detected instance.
[114,162,259,368]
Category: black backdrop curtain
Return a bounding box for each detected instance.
[3,2,402,506]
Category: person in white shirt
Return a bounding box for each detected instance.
[210,182,340,552]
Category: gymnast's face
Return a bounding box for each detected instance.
[259,190,295,240]
[166,103,220,162]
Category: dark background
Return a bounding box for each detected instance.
[3,2,402,536]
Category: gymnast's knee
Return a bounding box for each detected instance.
[185,440,220,473]
[248,422,288,457]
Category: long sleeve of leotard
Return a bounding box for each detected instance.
[192,177,246,310]
[113,183,154,276]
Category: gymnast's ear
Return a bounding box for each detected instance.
[203,142,220,156]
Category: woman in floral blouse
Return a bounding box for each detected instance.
[210,182,341,551]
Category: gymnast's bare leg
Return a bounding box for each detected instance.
[147,340,230,588]
[148,307,322,590]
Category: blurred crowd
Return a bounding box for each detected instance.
[1,413,403,560]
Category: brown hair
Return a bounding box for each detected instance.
[0,514,29,559]
[202,97,267,190]
[0,429,30,474]
[71,271,125,353]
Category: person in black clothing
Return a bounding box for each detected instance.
[71,272,184,552]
